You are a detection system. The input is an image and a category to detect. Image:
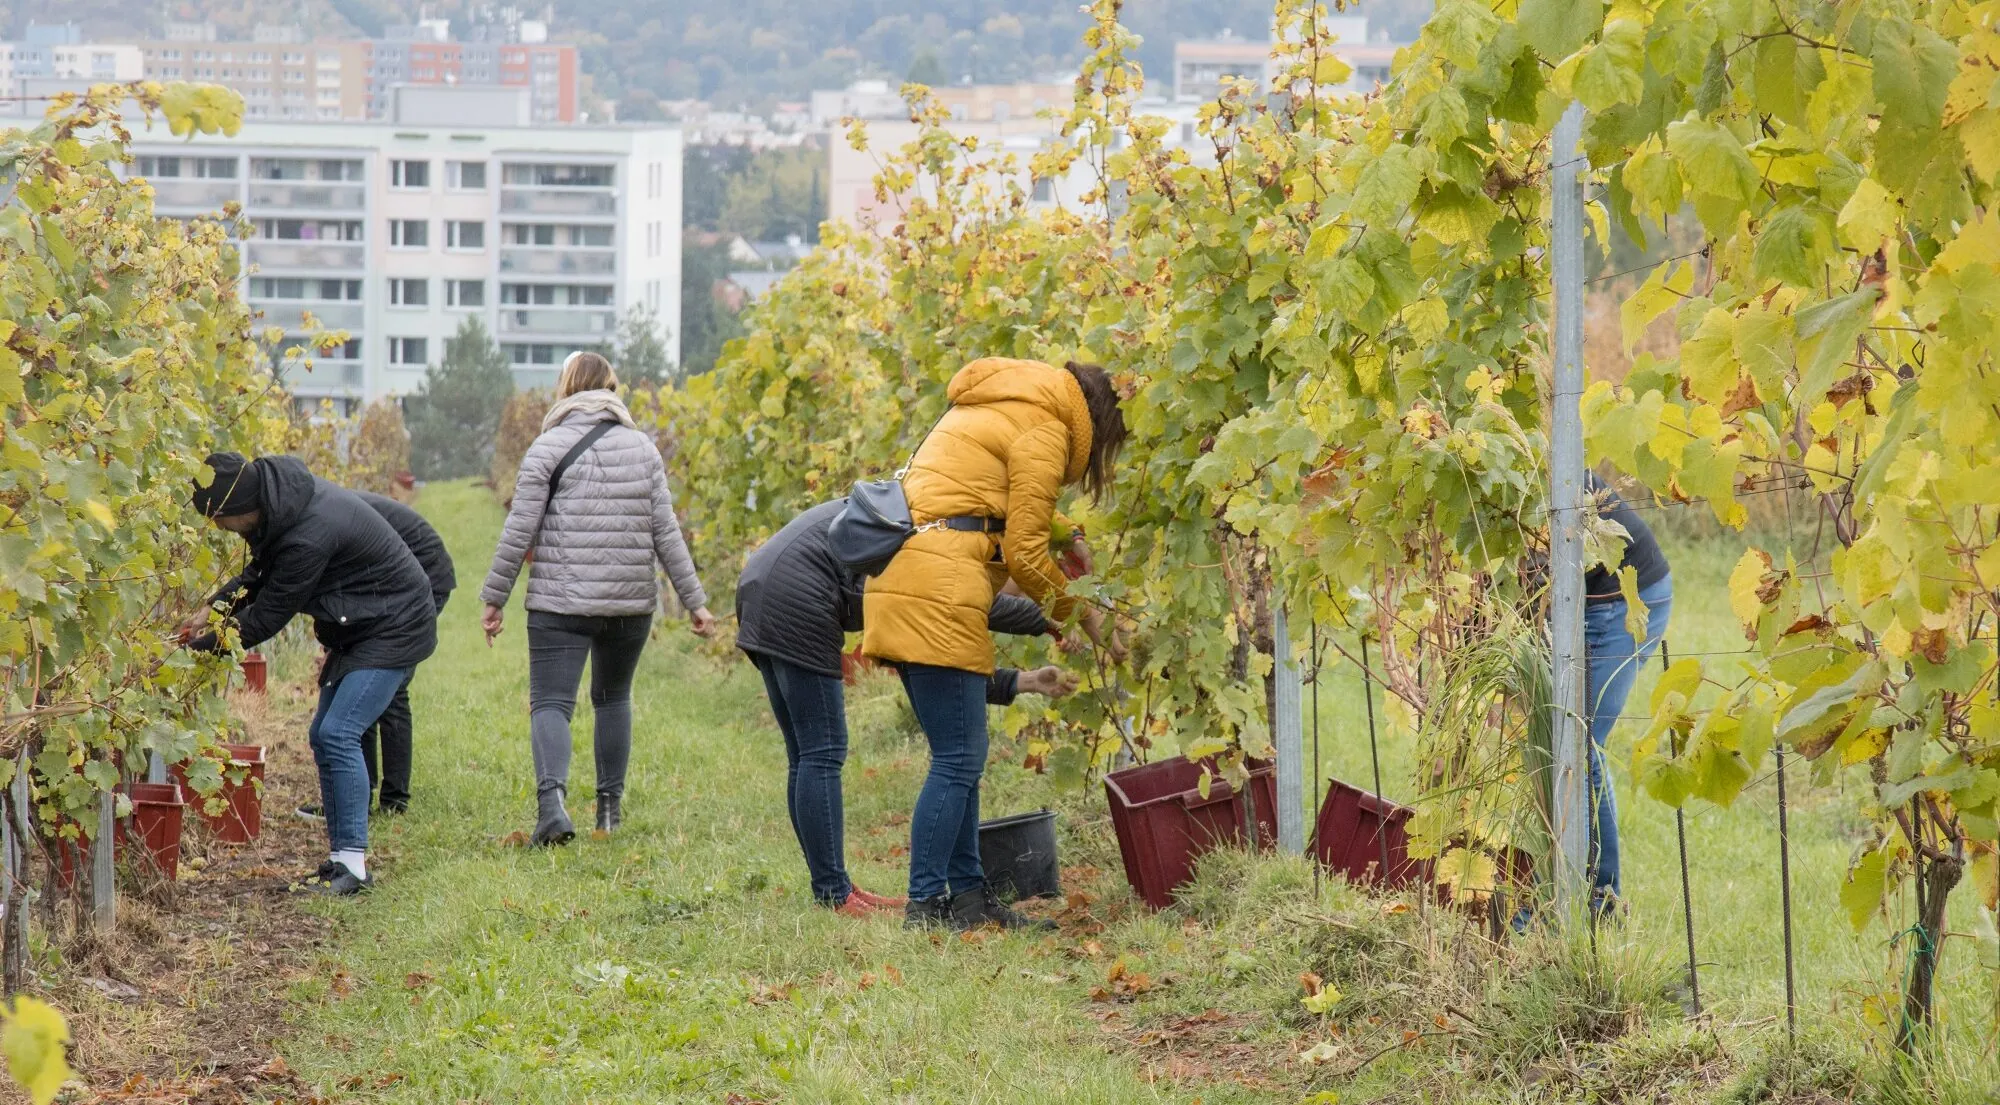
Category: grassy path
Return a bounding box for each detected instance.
[282,482,1245,1103]
[274,482,1988,1103]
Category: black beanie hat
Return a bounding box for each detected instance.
[191,452,262,517]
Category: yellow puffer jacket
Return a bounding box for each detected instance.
[862,358,1092,674]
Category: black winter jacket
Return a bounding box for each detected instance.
[1583,474,1670,604]
[738,499,1050,694]
[357,491,456,613]
[196,456,438,683]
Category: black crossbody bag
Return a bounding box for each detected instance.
[826,413,1003,577]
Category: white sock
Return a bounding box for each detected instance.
[334,850,367,880]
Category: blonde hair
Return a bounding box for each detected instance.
[557,350,618,398]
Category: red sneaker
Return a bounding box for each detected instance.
[847,886,908,909]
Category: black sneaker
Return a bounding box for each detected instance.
[309,868,372,896]
[294,803,325,822]
[303,859,343,883]
[375,800,408,816]
[904,896,955,931]
[950,887,1056,932]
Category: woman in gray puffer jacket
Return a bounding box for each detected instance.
[480,351,717,845]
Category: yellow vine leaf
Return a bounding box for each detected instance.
[1727,548,1772,629]
[0,997,72,1105]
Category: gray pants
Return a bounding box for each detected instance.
[527,611,652,800]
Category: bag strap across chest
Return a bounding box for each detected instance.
[544,419,619,507]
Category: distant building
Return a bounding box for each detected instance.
[45,16,579,125]
[135,38,368,121]
[810,78,1069,130]
[1172,16,1401,103]
[120,89,682,405]
[363,26,577,124]
[0,22,143,96]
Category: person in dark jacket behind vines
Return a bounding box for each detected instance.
[1581,473,1672,917]
[181,453,438,896]
[738,498,1081,922]
[354,491,454,815]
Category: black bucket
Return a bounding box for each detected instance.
[978,808,1060,901]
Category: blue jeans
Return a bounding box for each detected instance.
[308,667,412,853]
[900,664,990,902]
[751,653,853,906]
[1584,574,1673,906]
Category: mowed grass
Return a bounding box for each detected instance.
[283,481,1279,1103]
[280,481,1993,1101]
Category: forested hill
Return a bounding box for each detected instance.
[6,0,1434,115]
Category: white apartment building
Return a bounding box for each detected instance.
[127,113,682,405]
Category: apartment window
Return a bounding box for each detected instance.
[447,161,486,189]
[259,218,362,241]
[283,51,306,64]
[388,278,429,307]
[505,343,561,365]
[389,219,429,248]
[250,51,271,63]
[505,223,557,247]
[500,283,612,306]
[446,279,485,307]
[502,163,613,187]
[252,278,362,300]
[391,160,430,189]
[317,337,362,360]
[446,220,485,249]
[389,337,428,365]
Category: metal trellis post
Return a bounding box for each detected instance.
[1272,604,1305,856]
[1548,100,1592,919]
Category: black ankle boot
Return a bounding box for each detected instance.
[532,786,575,847]
[594,792,621,833]
[903,896,954,931]
[949,886,1056,932]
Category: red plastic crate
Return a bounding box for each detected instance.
[1104,757,1277,910]
[1311,779,1423,888]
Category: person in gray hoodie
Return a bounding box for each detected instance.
[480,351,716,845]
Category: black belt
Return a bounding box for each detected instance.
[939,516,1005,534]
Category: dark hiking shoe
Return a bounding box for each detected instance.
[594,793,621,833]
[300,859,343,883]
[904,896,955,931]
[294,803,325,822]
[532,786,575,847]
[308,868,373,896]
[950,887,1056,932]
[375,800,408,816]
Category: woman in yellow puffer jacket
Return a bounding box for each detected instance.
[864,357,1127,931]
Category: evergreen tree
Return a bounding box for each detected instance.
[404,316,515,480]
[612,303,674,388]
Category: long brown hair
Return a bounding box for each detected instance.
[1065,361,1127,502]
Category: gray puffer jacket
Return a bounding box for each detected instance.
[480,410,708,617]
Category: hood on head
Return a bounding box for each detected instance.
[945,358,1093,484]
[249,455,318,542]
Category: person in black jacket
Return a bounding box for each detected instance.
[738,499,1078,921]
[355,491,454,815]
[182,453,438,896]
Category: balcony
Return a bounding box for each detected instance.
[496,307,618,336]
[499,189,616,217]
[246,240,366,271]
[498,248,615,276]
[279,359,364,392]
[253,300,365,331]
[147,179,240,209]
[247,182,366,211]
